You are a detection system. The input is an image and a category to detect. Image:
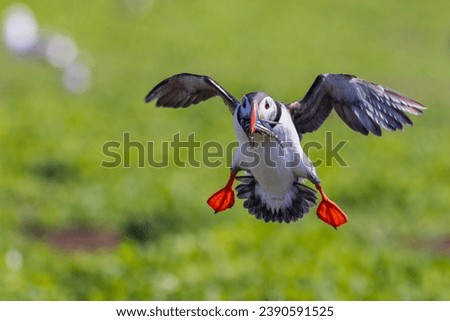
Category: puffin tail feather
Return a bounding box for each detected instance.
[236,175,317,223]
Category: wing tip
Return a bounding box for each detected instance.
[384,87,427,113]
[144,93,153,103]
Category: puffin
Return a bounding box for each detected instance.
[145,73,425,228]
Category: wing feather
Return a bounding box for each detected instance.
[145,73,239,113]
[288,74,425,136]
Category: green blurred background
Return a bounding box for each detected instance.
[0,0,449,300]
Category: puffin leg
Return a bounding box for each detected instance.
[315,184,348,229]
[207,170,237,213]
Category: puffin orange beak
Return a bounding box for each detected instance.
[250,100,258,134]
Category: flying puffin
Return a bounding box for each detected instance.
[145,73,425,228]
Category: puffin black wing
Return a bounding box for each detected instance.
[145,73,239,114]
[288,74,426,136]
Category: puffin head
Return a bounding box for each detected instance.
[238,92,281,143]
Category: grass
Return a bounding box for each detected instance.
[0,0,449,300]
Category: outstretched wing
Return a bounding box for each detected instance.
[288,74,426,136]
[145,73,239,114]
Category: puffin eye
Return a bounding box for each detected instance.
[265,101,270,109]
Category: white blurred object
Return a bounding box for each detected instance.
[2,3,39,54]
[45,33,78,68]
[5,249,23,271]
[63,61,91,93]
[3,3,93,94]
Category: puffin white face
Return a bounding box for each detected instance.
[257,96,278,122]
